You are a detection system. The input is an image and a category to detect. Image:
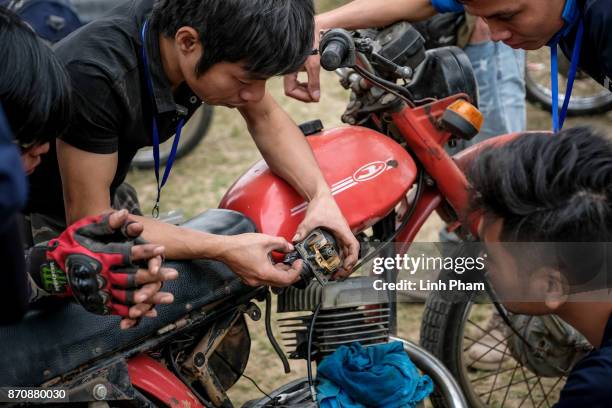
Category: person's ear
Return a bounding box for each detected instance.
[175,27,201,56]
[537,267,569,311]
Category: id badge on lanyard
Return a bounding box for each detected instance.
[140,20,186,218]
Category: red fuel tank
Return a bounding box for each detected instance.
[219,126,417,239]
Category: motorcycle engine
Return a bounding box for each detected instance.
[277,276,391,361]
[243,277,391,408]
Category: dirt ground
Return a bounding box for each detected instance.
[126,1,612,405]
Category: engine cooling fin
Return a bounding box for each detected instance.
[277,281,323,313]
[277,277,391,359]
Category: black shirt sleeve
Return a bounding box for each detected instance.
[60,62,125,154]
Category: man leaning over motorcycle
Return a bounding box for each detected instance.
[24,0,360,288]
[286,0,611,128]
[0,7,177,329]
[469,127,612,407]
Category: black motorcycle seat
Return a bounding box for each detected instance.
[0,209,257,387]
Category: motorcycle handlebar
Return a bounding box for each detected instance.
[319,29,355,71]
[321,40,349,71]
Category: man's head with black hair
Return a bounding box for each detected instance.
[0,6,71,174]
[468,127,612,313]
[456,0,566,50]
[150,0,315,108]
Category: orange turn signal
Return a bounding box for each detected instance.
[442,100,484,140]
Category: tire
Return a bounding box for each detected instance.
[131,104,214,170]
[525,49,612,117]
[420,288,476,407]
[525,73,612,117]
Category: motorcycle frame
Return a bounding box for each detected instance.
[373,96,523,335]
[388,97,523,248]
[118,288,266,408]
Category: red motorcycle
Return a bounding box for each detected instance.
[221,24,579,408]
[0,22,570,408]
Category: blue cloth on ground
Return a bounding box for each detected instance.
[316,341,434,408]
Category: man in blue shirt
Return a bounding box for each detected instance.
[287,0,610,130]
[431,0,611,91]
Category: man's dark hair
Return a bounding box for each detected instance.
[468,127,611,242]
[469,128,612,289]
[0,7,72,149]
[151,0,315,78]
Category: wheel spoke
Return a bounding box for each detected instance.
[501,362,520,407]
[537,376,566,408]
[517,364,539,408]
[466,318,506,343]
[463,335,510,356]
[486,341,510,405]
[441,302,570,407]
[471,365,521,383]
[534,375,550,408]
[479,374,541,397]
[464,329,516,369]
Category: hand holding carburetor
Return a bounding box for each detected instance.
[283,228,343,289]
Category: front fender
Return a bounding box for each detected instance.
[128,354,203,408]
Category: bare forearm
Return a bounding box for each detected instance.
[58,141,232,261]
[130,214,228,260]
[317,0,436,30]
[240,95,330,201]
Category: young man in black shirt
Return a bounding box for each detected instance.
[26,0,359,288]
[470,127,612,407]
[1,7,176,328]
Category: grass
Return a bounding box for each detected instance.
[125,3,612,404]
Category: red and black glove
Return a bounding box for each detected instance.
[28,214,148,317]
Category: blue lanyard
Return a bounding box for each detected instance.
[140,20,186,218]
[549,19,584,133]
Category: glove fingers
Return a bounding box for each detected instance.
[108,267,139,288]
[109,303,131,318]
[75,213,115,238]
[103,242,134,264]
[110,288,136,306]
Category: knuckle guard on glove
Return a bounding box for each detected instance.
[29,215,143,317]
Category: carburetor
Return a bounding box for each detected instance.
[284,229,342,288]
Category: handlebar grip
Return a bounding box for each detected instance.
[321,40,348,71]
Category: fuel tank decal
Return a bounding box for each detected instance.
[353,161,387,182]
[290,159,393,216]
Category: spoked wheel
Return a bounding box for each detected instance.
[525,46,612,116]
[422,298,567,407]
[420,262,591,408]
[131,104,214,169]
